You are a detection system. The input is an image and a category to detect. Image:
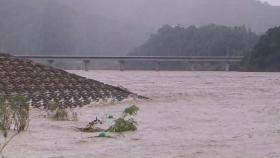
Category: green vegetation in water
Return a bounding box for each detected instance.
[0,95,30,155]
[106,105,140,133]
[106,117,137,133]
[48,102,78,121]
[79,105,139,134]
[107,105,139,133]
[54,107,69,121]
[123,105,139,116]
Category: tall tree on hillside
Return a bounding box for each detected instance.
[243,26,280,71]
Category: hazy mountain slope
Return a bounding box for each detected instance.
[0,0,42,53]
[0,0,279,56]
[68,0,280,33]
[130,24,259,56]
[0,0,149,56]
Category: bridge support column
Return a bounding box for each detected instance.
[207,62,214,71]
[47,60,54,67]
[119,60,125,71]
[225,63,230,71]
[155,61,161,71]
[82,60,90,71]
[190,62,195,71]
[185,62,194,71]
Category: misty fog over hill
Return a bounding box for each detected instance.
[0,0,279,56]
[71,0,280,32]
[0,0,149,56]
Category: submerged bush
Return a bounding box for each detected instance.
[107,105,139,133]
[0,95,29,135]
[54,107,69,121]
[48,102,77,121]
[124,105,139,116]
[0,95,30,155]
[79,105,139,134]
[106,117,137,132]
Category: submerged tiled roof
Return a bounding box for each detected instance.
[0,54,143,108]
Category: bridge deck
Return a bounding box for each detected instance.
[14,55,243,71]
[16,55,243,61]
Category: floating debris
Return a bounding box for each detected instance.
[98,132,108,138]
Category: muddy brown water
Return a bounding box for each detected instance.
[4,71,280,158]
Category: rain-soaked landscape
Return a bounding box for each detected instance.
[1,0,280,157]
[3,71,280,158]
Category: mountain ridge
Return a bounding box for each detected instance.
[0,0,279,56]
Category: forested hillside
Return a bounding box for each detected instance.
[130,24,259,56]
[0,0,279,56]
[72,0,280,33]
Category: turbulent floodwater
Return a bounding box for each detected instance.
[5,71,280,158]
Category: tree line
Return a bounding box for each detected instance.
[130,24,259,57]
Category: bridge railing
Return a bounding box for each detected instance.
[15,55,243,71]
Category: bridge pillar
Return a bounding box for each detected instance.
[185,62,194,71]
[225,63,230,71]
[47,60,54,67]
[119,60,125,71]
[154,61,161,71]
[207,61,214,70]
[82,60,90,71]
[190,62,195,71]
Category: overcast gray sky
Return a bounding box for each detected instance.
[262,0,280,5]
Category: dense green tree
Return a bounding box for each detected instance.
[243,26,280,71]
[130,24,259,56]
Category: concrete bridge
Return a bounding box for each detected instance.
[15,55,243,71]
